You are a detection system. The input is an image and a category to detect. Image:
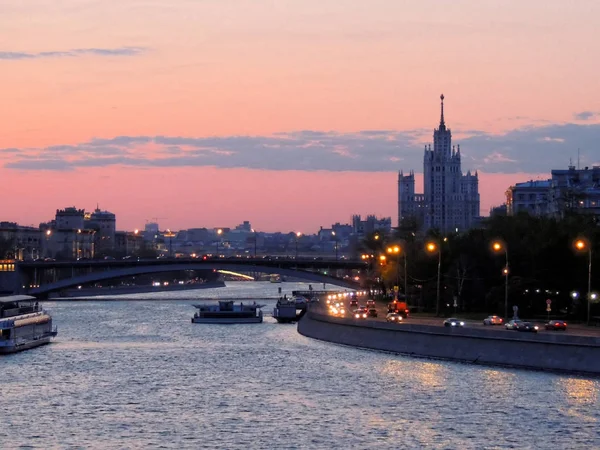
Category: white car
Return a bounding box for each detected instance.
[386,313,403,323]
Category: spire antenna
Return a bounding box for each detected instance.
[440,94,445,128]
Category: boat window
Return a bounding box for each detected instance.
[1,329,10,339]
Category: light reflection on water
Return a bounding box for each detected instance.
[1,282,599,449]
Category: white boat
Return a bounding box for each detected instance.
[270,275,282,283]
[0,295,57,354]
[192,300,264,324]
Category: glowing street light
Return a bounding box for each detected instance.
[574,238,593,325]
[387,245,405,299]
[295,232,302,259]
[425,241,442,316]
[215,228,223,257]
[492,240,509,320]
[332,231,339,261]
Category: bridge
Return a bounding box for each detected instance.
[16,257,368,297]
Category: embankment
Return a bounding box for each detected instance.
[298,310,600,376]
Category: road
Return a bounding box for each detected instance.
[321,299,600,338]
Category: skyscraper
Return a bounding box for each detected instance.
[398,95,480,233]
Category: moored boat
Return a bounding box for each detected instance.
[0,295,57,354]
[273,296,309,323]
[192,300,264,324]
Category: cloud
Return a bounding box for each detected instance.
[0,47,147,61]
[574,111,598,121]
[2,122,600,174]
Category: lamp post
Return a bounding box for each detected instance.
[426,241,442,316]
[492,241,509,321]
[76,229,82,259]
[332,231,338,261]
[575,239,593,325]
[216,228,223,257]
[165,229,177,257]
[295,232,302,259]
[251,229,257,258]
[387,245,401,297]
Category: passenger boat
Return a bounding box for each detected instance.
[270,275,282,283]
[273,296,309,323]
[0,295,57,354]
[192,300,264,324]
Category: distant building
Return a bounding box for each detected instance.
[55,207,85,231]
[506,180,552,216]
[489,204,508,217]
[398,95,480,233]
[352,215,392,238]
[506,165,600,220]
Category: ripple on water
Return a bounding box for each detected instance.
[1,282,600,449]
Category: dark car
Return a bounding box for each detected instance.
[349,299,359,309]
[367,308,378,318]
[505,319,522,330]
[515,322,539,333]
[366,299,376,308]
[443,318,465,327]
[545,320,567,331]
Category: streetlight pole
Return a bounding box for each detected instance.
[493,241,509,321]
[295,232,301,259]
[216,229,223,257]
[426,241,442,316]
[252,229,257,258]
[575,239,593,325]
[332,231,338,261]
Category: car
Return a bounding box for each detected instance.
[483,315,503,326]
[505,319,523,330]
[349,299,359,308]
[545,320,567,331]
[386,313,403,323]
[443,318,465,327]
[366,299,376,308]
[354,310,367,319]
[515,322,539,333]
[367,308,378,318]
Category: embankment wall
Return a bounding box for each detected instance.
[298,311,600,376]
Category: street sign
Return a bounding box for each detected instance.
[546,299,552,305]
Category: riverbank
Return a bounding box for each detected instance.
[298,309,600,376]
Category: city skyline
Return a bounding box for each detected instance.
[2,1,599,231]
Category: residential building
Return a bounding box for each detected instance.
[398,95,480,233]
[506,180,552,216]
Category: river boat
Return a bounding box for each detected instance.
[270,275,282,283]
[273,296,309,323]
[0,295,57,354]
[192,300,264,324]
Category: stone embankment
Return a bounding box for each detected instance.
[298,310,600,376]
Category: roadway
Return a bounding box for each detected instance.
[321,299,600,338]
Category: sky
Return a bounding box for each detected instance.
[1,0,599,232]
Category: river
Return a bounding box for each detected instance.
[1,282,598,449]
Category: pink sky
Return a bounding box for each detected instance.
[1,1,598,232]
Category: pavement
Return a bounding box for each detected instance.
[321,299,600,338]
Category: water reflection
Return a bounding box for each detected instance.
[560,378,599,405]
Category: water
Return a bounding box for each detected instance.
[1,282,599,449]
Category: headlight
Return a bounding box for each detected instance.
[362,314,367,318]
[451,322,456,326]
[355,314,359,318]
[340,309,345,314]
[460,322,465,326]
[534,326,539,330]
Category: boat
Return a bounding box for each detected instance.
[192,300,264,324]
[272,296,309,323]
[270,275,282,283]
[0,295,58,354]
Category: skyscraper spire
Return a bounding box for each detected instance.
[439,94,445,129]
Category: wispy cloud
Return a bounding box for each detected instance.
[0,47,147,61]
[574,111,598,121]
[2,122,599,174]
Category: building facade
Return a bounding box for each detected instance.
[398,95,480,233]
[506,180,552,216]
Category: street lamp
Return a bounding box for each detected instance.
[426,241,442,316]
[386,245,403,298]
[492,240,509,321]
[332,231,338,261]
[165,229,177,257]
[295,232,302,259]
[77,229,82,259]
[574,238,593,325]
[251,229,257,258]
[216,228,223,257]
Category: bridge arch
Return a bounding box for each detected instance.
[27,262,361,297]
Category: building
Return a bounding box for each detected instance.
[505,165,600,220]
[506,180,552,216]
[0,222,42,260]
[55,207,85,230]
[351,215,392,238]
[86,206,116,252]
[398,95,480,233]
